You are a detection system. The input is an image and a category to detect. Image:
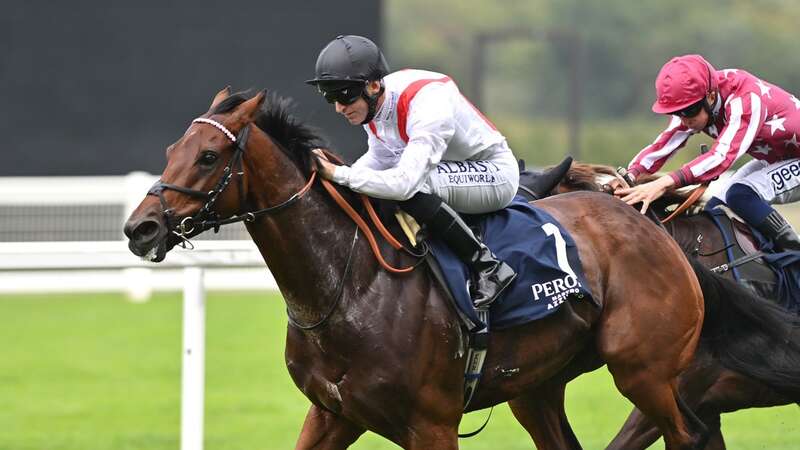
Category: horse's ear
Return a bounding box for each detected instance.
[232,90,266,123]
[210,86,231,109]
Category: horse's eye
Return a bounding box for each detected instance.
[199,151,218,167]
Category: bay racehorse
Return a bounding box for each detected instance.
[127,89,739,449]
[543,162,800,450]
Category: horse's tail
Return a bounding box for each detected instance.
[689,258,800,395]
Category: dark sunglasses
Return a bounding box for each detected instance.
[319,84,364,105]
[673,100,705,118]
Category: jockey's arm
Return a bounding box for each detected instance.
[627,115,693,180]
[351,132,395,171]
[331,132,451,200]
[667,93,763,187]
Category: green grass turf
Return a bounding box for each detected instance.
[0,291,797,449]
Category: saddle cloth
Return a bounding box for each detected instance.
[425,195,595,331]
[707,208,800,313]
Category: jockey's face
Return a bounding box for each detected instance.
[335,96,368,125]
[334,80,383,125]
[676,91,716,132]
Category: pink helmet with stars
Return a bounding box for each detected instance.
[652,55,718,114]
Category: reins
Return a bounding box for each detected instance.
[317,150,423,274]
[660,183,709,224]
[319,179,420,273]
[609,167,708,225]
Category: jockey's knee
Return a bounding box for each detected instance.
[399,192,443,224]
[724,183,773,225]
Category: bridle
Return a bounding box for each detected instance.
[146,114,421,329]
[147,117,316,247]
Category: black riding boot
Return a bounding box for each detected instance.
[756,210,800,252]
[401,193,517,308]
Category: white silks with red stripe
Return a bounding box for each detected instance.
[332,69,515,204]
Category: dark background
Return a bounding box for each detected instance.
[1,2,382,175]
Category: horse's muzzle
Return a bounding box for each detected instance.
[124,216,169,262]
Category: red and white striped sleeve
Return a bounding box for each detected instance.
[670,92,764,186]
[628,116,694,180]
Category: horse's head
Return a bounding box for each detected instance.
[554,162,622,195]
[124,87,266,261]
[556,162,707,220]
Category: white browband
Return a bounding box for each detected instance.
[192,118,237,143]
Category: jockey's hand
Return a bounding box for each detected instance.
[605,177,629,193]
[311,148,338,180]
[614,175,675,214]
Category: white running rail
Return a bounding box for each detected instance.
[0,240,270,450]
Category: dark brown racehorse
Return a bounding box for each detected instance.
[545,162,800,450]
[126,89,718,449]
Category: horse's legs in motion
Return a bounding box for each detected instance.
[607,347,718,450]
[295,405,460,450]
[404,423,459,450]
[608,407,724,450]
[607,354,792,450]
[598,291,705,449]
[607,363,705,449]
[608,406,673,450]
[295,405,365,450]
[508,379,583,450]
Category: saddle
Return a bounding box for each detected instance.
[396,195,596,411]
[706,208,779,301]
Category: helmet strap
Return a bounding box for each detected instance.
[701,64,718,127]
[702,91,719,127]
[360,83,385,125]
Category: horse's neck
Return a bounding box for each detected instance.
[241,136,368,324]
[250,191,362,320]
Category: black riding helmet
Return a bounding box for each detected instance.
[306,35,389,124]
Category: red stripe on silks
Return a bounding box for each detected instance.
[367,121,384,142]
[397,76,452,143]
[462,95,498,131]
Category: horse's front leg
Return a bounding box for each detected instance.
[294,405,365,450]
[508,380,583,450]
[402,422,459,450]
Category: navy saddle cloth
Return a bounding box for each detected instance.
[426,196,595,331]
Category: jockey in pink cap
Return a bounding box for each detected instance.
[616,54,800,252]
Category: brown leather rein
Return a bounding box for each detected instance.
[318,177,420,274]
[316,150,420,274]
[660,183,709,224]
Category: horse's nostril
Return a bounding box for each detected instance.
[133,220,160,242]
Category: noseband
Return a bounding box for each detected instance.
[147,117,316,247]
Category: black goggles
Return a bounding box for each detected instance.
[673,99,705,118]
[319,84,364,105]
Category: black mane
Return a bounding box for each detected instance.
[211,91,329,173]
